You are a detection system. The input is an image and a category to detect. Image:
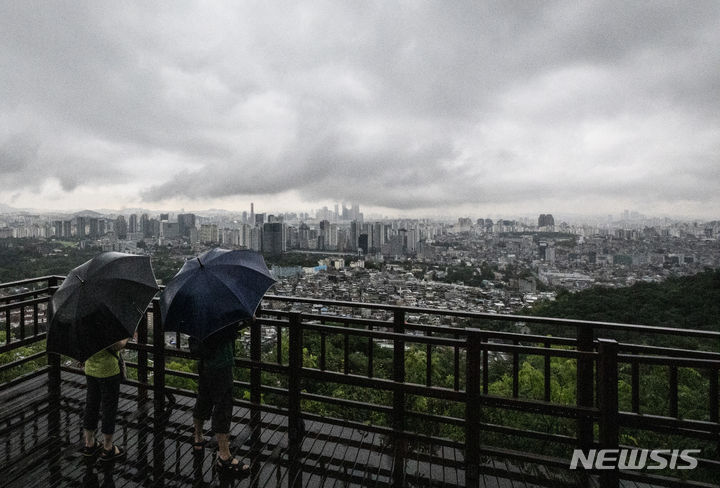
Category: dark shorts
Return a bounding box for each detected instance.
[83,374,121,435]
[194,364,233,434]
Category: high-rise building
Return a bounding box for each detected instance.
[88,218,99,238]
[358,234,369,254]
[177,213,196,237]
[255,213,265,226]
[262,222,286,255]
[298,223,310,249]
[349,220,359,251]
[128,214,138,234]
[538,214,555,227]
[140,214,150,238]
[249,226,262,251]
[372,222,384,252]
[319,220,330,250]
[160,222,180,240]
[115,216,127,240]
[199,224,218,244]
[75,217,86,238]
[160,213,169,221]
[286,225,299,249]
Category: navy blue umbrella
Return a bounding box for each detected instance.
[47,252,159,361]
[160,249,275,341]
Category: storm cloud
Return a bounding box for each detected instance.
[1,1,719,217]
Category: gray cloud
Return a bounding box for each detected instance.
[1,1,719,216]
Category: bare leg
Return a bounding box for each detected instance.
[193,417,205,447]
[83,429,96,448]
[102,433,113,451]
[216,432,232,461]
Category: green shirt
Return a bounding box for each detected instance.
[201,340,235,370]
[84,349,120,378]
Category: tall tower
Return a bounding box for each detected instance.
[250,203,255,226]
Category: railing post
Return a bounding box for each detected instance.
[132,307,150,482]
[137,310,149,406]
[668,365,679,418]
[288,312,303,488]
[598,339,619,488]
[576,326,594,452]
[711,367,719,481]
[46,276,61,406]
[710,367,719,424]
[151,300,165,487]
[249,313,262,485]
[465,330,482,488]
[392,309,406,487]
[46,277,61,483]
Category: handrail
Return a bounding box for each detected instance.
[1,275,718,487]
[266,294,720,338]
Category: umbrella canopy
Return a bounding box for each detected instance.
[47,252,159,362]
[160,248,275,341]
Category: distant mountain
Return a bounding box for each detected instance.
[0,203,18,214]
[73,209,104,218]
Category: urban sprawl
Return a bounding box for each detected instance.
[2,204,719,319]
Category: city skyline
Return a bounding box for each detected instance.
[1,2,719,219]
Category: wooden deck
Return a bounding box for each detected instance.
[0,372,681,488]
[0,372,618,488]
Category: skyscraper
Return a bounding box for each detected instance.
[350,220,359,251]
[128,214,138,234]
[140,214,150,237]
[262,222,286,255]
[319,220,330,250]
[75,217,86,238]
[115,216,127,240]
[178,213,196,237]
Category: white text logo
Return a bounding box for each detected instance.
[569,449,700,470]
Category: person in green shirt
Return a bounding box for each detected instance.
[81,338,128,462]
[191,322,249,477]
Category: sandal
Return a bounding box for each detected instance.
[214,455,250,477]
[81,442,102,457]
[98,444,126,462]
[192,439,207,451]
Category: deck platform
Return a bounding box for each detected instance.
[0,372,614,488]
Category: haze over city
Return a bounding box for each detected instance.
[1,1,719,219]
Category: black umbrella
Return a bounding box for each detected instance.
[47,252,159,361]
[160,248,275,341]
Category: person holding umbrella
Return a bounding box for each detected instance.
[190,322,246,474]
[81,336,128,461]
[47,252,159,461]
[161,248,275,477]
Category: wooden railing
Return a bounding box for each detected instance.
[0,276,718,487]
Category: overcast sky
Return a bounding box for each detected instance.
[1,1,719,219]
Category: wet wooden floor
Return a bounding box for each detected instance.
[0,372,665,488]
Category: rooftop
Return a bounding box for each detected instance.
[0,275,718,487]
